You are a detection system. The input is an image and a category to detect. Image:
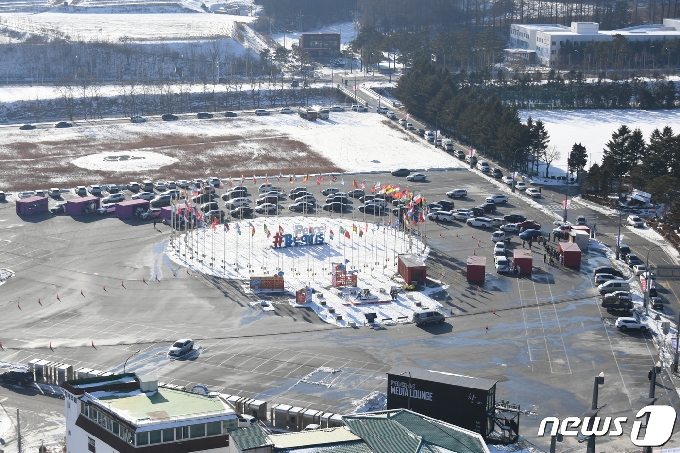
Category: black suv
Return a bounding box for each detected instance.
[197,112,214,119]
[162,114,178,121]
[55,121,72,128]
[0,369,34,386]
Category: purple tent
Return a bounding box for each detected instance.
[65,196,100,216]
[16,196,48,215]
[116,199,150,219]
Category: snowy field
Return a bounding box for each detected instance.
[166,217,448,327]
[0,110,465,190]
[519,109,680,171]
[0,12,252,41]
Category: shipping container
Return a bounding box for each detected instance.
[466,255,486,282]
[512,249,533,275]
[115,199,150,219]
[558,241,581,267]
[569,230,590,250]
[398,254,427,285]
[15,196,48,215]
[65,197,100,216]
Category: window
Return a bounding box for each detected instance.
[207,421,222,436]
[136,432,148,446]
[112,422,120,436]
[190,423,206,438]
[89,408,98,422]
[149,430,162,444]
[81,403,89,417]
[162,428,174,443]
[87,437,96,453]
[223,419,238,430]
[176,426,188,440]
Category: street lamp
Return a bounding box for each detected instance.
[615,209,623,260]
[123,349,141,373]
[585,372,605,453]
[643,362,662,453]
[511,147,524,193]
[644,245,662,315]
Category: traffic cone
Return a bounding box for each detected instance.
[91,340,95,348]
[187,268,190,274]
[471,235,474,239]
[142,277,146,284]
[155,274,159,281]
[49,342,53,350]
[486,324,489,333]
[103,285,106,291]
[493,309,496,315]
[121,280,125,288]
[473,249,476,255]
[56,294,60,301]
[17,301,20,310]
[80,289,84,296]
[38,298,41,305]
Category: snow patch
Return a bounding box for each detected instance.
[71,151,178,172]
[353,391,387,413]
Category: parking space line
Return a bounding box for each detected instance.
[282,353,319,378]
[517,279,538,362]
[238,347,270,369]
[248,349,288,372]
[545,276,572,374]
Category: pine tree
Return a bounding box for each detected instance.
[568,143,588,176]
[603,125,632,193]
[625,128,646,170]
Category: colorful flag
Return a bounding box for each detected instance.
[265,175,269,184]
[321,175,325,182]
[352,224,357,233]
[241,175,245,184]
[211,216,218,229]
[253,174,257,184]
[331,175,337,182]
[419,212,426,223]
[236,223,241,235]
[224,223,230,232]
[353,179,359,189]
[278,173,283,181]
[264,224,268,233]
[329,230,334,240]
[316,176,321,185]
[229,177,233,187]
[344,230,350,239]
[341,178,345,186]
[251,225,256,236]
[376,221,381,229]
[361,181,365,190]
[339,226,345,234]
[290,176,294,184]
[359,229,364,237]
[279,225,284,233]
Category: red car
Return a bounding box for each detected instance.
[517,220,541,231]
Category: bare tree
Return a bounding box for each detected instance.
[544,145,561,178]
[55,77,77,121]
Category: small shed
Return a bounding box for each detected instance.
[160,203,187,221]
[570,225,591,236]
[512,249,533,275]
[116,199,149,219]
[15,196,48,215]
[466,255,486,282]
[569,230,590,250]
[558,241,581,268]
[398,254,427,285]
[65,196,100,216]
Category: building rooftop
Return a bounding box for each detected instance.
[278,440,372,453]
[343,410,489,453]
[271,427,361,449]
[89,387,230,425]
[228,425,272,450]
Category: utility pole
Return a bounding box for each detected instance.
[17,408,22,453]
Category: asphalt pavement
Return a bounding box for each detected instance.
[0,166,679,452]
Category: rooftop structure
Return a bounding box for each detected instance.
[62,373,237,452]
[509,19,680,65]
[228,409,490,453]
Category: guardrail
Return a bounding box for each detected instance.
[655,266,680,278]
[359,84,398,110]
[336,84,360,102]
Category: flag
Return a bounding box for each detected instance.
[395,218,400,228]
[211,216,218,229]
[321,175,325,182]
[236,223,241,235]
[224,223,230,231]
[229,177,233,187]
[278,173,283,181]
[279,225,284,233]
[316,176,321,185]
[359,229,364,237]
[614,234,625,245]
[561,199,572,209]
[361,181,365,190]
[419,212,426,223]
[266,230,271,238]
[253,174,257,184]
[413,194,422,204]
[339,226,345,234]
[302,175,307,183]
[251,225,255,236]
[264,224,269,233]
[241,175,245,184]
[353,179,359,189]
[331,175,337,182]
[376,221,381,229]
[265,175,269,184]
[329,230,334,240]
[290,176,294,184]
[371,186,376,194]
[219,182,224,189]
[344,230,350,239]
[352,224,357,233]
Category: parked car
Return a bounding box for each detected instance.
[477,161,491,173]
[491,230,512,243]
[255,203,279,215]
[486,194,508,204]
[231,206,253,218]
[130,115,146,123]
[576,215,587,225]
[391,168,411,177]
[224,111,238,117]
[256,195,280,206]
[625,253,643,267]
[87,185,102,196]
[593,266,624,278]
[525,188,541,198]
[615,314,648,332]
[321,187,339,197]
[168,339,194,357]
[0,368,34,386]
[97,203,118,215]
[519,229,544,241]
[102,193,125,203]
[289,201,315,212]
[162,113,179,121]
[492,168,503,179]
[595,273,624,285]
[632,264,648,276]
[648,297,664,310]
[499,223,520,233]
[359,203,386,215]
[434,200,455,211]
[453,210,475,221]
[19,124,36,130]
[411,309,445,326]
[50,201,67,214]
[154,181,167,192]
[330,105,345,112]
[515,182,528,191]
[627,215,644,227]
[517,220,541,231]
[197,112,213,119]
[502,176,514,185]
[75,186,87,196]
[47,188,61,198]
[255,109,270,116]
[280,107,294,114]
[55,121,72,128]
[454,150,466,159]
[132,191,155,201]
[467,217,493,228]
[495,256,510,273]
[491,217,506,228]
[322,202,348,212]
[225,197,251,209]
[151,195,171,208]
[427,211,453,222]
[476,203,497,213]
[504,214,527,223]
[347,189,365,199]
[426,203,443,212]
[446,189,468,198]
[406,173,426,182]
[326,194,349,204]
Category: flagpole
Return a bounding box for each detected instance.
[223,223,226,274]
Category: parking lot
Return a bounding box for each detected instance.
[1,167,678,451]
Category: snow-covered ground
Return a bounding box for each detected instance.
[519,109,680,171]
[1,12,253,42]
[166,217,447,327]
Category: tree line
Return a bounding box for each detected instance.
[585,125,680,225]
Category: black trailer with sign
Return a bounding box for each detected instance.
[387,366,519,443]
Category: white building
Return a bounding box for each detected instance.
[509,19,680,66]
[62,373,239,453]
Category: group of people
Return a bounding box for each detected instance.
[543,241,562,266]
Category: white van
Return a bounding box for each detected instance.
[495,256,510,273]
[411,309,445,326]
[598,280,630,295]
[258,183,273,193]
[491,231,511,243]
[444,139,454,151]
